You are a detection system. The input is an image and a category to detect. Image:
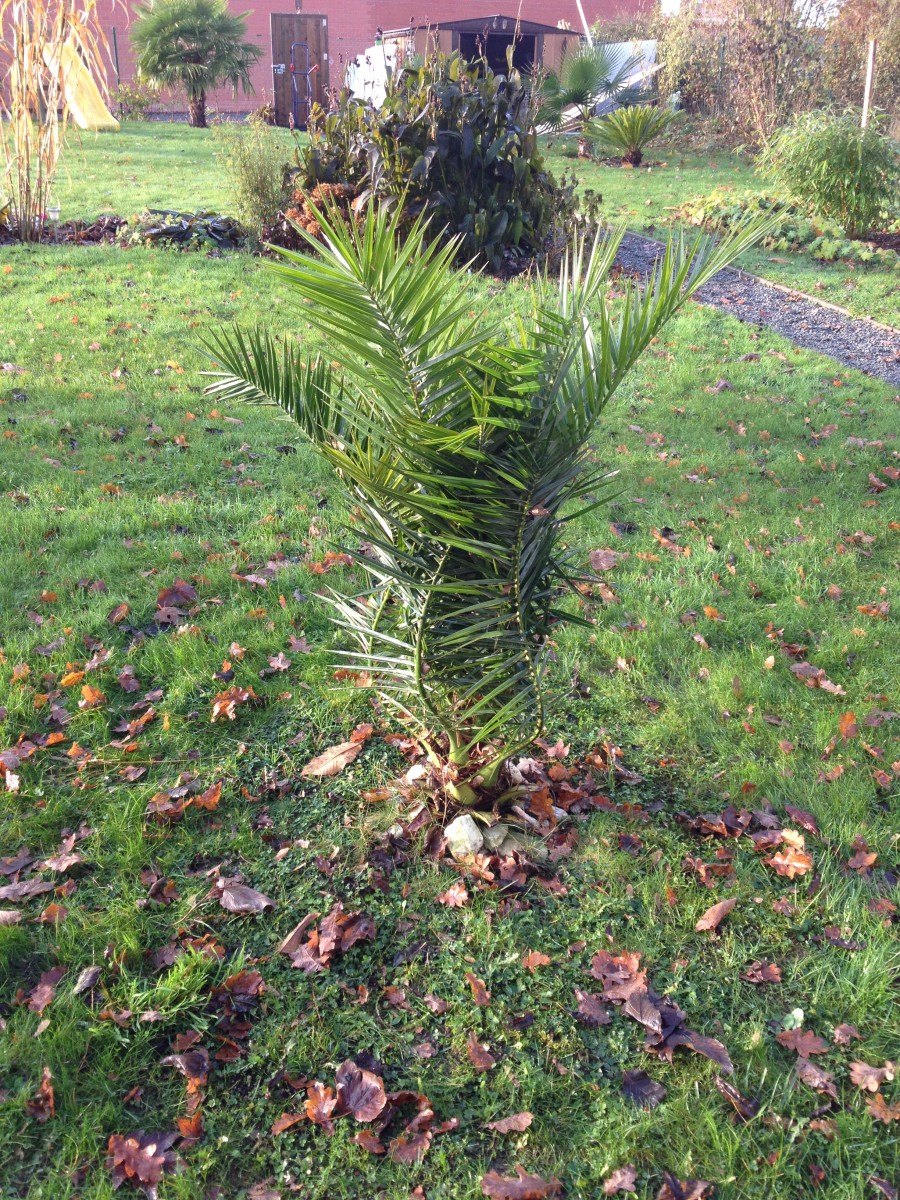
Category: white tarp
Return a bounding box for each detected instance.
[346,43,398,107]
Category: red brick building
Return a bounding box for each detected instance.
[92,1,650,120]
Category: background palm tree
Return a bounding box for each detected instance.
[131,0,261,128]
[204,203,768,811]
[538,43,645,156]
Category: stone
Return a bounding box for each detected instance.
[444,814,484,860]
[481,822,511,852]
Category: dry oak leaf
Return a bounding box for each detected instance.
[271,1112,306,1136]
[795,1056,838,1101]
[765,845,813,879]
[353,1129,385,1154]
[467,1032,497,1071]
[849,1061,896,1092]
[574,989,611,1027]
[106,1131,178,1199]
[621,1069,666,1109]
[604,1164,638,1195]
[466,971,491,1007]
[26,1067,55,1123]
[695,897,737,932]
[740,960,781,985]
[833,1024,862,1046]
[776,1028,829,1056]
[522,950,552,973]
[867,1093,900,1124]
[436,880,469,908]
[656,1176,715,1200]
[485,1111,533,1134]
[305,1082,339,1133]
[387,1128,432,1165]
[28,966,67,1014]
[300,740,363,778]
[334,1059,386,1122]
[215,881,275,915]
[481,1165,562,1199]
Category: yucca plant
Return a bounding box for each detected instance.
[203,203,767,811]
[587,104,677,167]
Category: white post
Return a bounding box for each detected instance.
[575,0,594,44]
[861,38,876,128]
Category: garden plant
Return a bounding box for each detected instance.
[537,43,644,156]
[131,0,261,128]
[758,109,900,238]
[205,201,768,812]
[587,104,677,166]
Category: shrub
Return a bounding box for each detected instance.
[758,110,900,237]
[215,121,293,239]
[297,50,580,269]
[204,202,768,810]
[587,104,676,165]
[679,189,900,267]
[114,81,158,121]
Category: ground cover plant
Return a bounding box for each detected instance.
[0,131,899,1200]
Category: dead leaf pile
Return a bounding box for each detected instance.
[277,902,375,973]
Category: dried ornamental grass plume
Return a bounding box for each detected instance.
[0,0,118,241]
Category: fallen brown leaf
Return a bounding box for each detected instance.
[481,1165,562,1199]
[695,897,737,932]
[484,1111,533,1134]
[300,740,363,778]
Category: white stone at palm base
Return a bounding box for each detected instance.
[444,814,484,859]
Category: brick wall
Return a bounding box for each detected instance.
[92,0,649,114]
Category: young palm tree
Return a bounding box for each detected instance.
[587,104,677,166]
[131,0,261,128]
[538,43,644,155]
[203,203,767,811]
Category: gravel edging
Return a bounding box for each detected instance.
[615,232,900,387]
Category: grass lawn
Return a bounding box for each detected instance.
[0,131,899,1200]
[52,122,900,327]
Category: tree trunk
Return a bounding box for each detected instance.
[188,89,207,128]
[577,135,592,158]
[623,148,643,167]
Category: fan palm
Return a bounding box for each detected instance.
[203,202,768,810]
[588,104,676,166]
[538,43,644,154]
[131,0,261,128]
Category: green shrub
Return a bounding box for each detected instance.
[215,121,293,239]
[298,50,581,268]
[587,104,676,166]
[114,81,158,121]
[758,110,900,237]
[204,202,769,809]
[679,189,900,268]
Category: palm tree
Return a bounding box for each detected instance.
[538,43,644,156]
[587,104,677,166]
[131,0,261,128]
[203,202,768,812]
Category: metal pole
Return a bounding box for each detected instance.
[112,27,121,87]
[861,38,876,127]
[574,0,593,45]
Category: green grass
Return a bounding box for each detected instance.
[50,122,899,327]
[1,147,899,1200]
[542,138,900,327]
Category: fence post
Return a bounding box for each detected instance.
[861,38,876,128]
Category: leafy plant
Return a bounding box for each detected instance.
[214,121,293,239]
[131,0,261,129]
[203,201,768,810]
[758,109,900,237]
[0,0,112,242]
[587,104,676,166]
[114,80,158,121]
[299,50,577,269]
[679,189,900,267]
[537,43,644,154]
[126,209,246,249]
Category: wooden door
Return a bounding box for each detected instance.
[271,13,329,127]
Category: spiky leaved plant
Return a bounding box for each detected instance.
[204,203,765,810]
[587,104,677,166]
[537,44,644,155]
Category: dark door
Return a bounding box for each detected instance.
[271,13,329,127]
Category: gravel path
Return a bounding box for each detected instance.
[615,232,900,387]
